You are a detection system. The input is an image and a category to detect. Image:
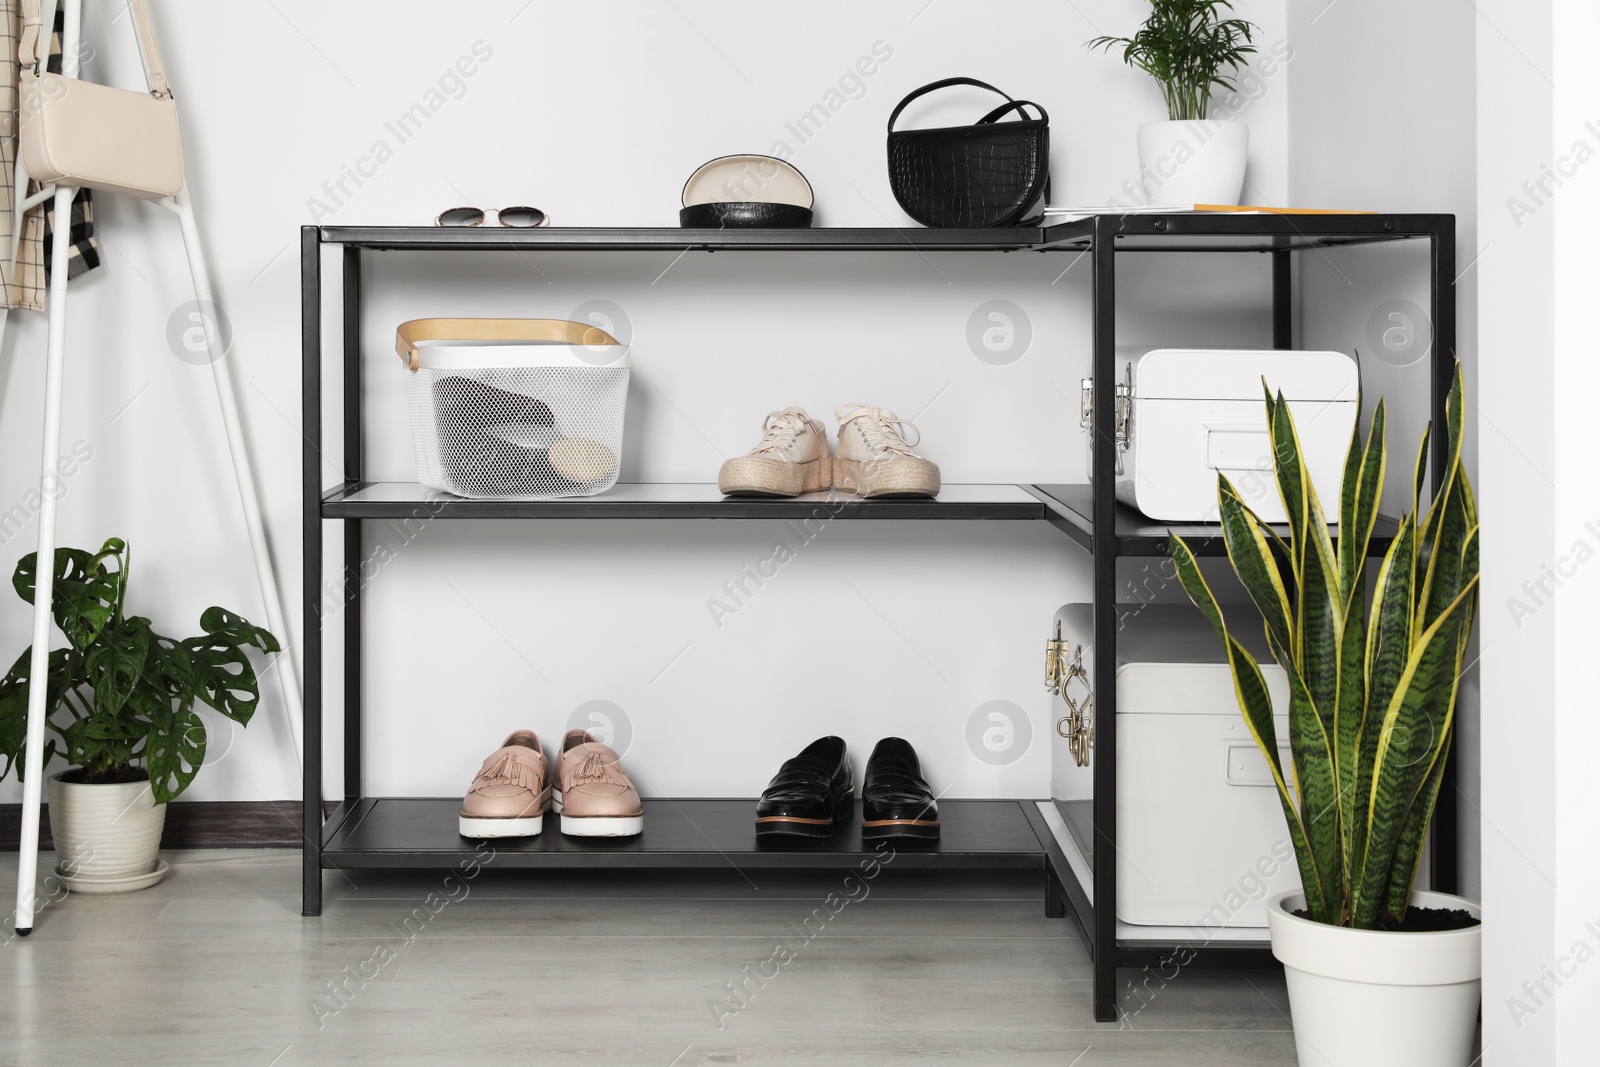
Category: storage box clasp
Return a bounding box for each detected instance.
[1080,365,1134,475]
[1046,620,1095,767]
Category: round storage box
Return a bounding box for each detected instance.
[396,318,629,498]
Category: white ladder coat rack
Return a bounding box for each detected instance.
[7,0,304,934]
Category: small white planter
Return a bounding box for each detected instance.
[1267,889,1481,1067]
[47,771,167,892]
[1136,119,1249,206]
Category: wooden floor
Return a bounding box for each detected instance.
[0,850,1301,1066]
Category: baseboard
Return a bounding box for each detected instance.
[0,801,340,850]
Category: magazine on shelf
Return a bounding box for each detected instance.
[1042,204,1376,220]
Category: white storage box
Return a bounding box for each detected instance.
[1086,347,1358,523]
[396,319,629,499]
[1050,603,1300,928]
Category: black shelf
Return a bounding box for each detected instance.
[321,798,1047,871]
[1050,211,1447,253]
[319,225,1053,253]
[302,211,1457,1022]
[318,214,1446,256]
[321,481,1049,521]
[1030,483,1402,558]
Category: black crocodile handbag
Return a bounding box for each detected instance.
[886,77,1050,228]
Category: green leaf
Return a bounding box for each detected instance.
[1383,723,1452,919]
[145,634,196,695]
[1217,476,1293,656]
[1411,423,1432,516]
[1329,392,1386,893]
[1338,398,1387,604]
[0,647,71,779]
[1266,387,1309,551]
[84,617,151,718]
[1383,526,1480,918]
[198,607,280,654]
[1354,574,1480,926]
[1172,531,1333,923]
[1354,512,1416,887]
[142,694,206,804]
[1417,369,1474,635]
[184,642,259,724]
[1284,664,1344,919]
[12,538,126,651]
[185,609,278,726]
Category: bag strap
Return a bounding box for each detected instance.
[888,77,1046,131]
[20,0,172,98]
[976,98,1049,126]
[17,0,52,74]
[128,0,172,98]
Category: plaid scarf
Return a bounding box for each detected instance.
[0,2,102,310]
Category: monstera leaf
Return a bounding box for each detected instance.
[142,691,207,804]
[13,538,126,652]
[0,646,71,779]
[185,608,281,725]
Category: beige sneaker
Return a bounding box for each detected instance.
[459,731,552,838]
[554,730,645,837]
[718,407,832,497]
[834,404,941,498]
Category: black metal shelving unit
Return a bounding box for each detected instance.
[300,213,1455,1022]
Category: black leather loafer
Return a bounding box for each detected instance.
[755,736,852,839]
[861,737,939,842]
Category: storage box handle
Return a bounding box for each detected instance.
[395,318,620,371]
[1225,742,1292,787]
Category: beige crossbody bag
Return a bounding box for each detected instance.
[17,0,184,199]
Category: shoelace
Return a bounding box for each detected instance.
[836,404,922,457]
[750,408,815,456]
[475,749,541,792]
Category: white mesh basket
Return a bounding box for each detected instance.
[396,319,629,498]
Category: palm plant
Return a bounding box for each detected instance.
[1089,0,1258,122]
[1170,363,1478,928]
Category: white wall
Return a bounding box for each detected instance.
[0,0,1292,805]
[1473,0,1561,1062]
[1551,4,1600,1059]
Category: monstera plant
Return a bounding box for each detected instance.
[0,539,279,889]
[1170,363,1481,1066]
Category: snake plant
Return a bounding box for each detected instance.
[1171,362,1478,928]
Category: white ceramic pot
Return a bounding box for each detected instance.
[47,771,167,890]
[1136,119,1249,206]
[1267,889,1481,1067]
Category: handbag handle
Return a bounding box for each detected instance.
[20,0,172,98]
[887,77,1048,132]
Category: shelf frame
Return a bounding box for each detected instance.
[300,213,1457,1023]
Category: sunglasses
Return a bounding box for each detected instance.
[435,206,551,228]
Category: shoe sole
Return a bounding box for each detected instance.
[552,790,644,837]
[834,457,940,498]
[755,789,855,839]
[861,818,941,842]
[458,785,552,838]
[719,455,832,497]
